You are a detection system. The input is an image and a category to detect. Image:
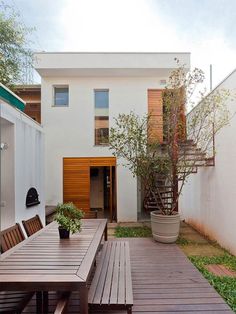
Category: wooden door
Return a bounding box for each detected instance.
[63,158,90,210]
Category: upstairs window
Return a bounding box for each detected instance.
[54,86,69,106]
[94,90,109,145]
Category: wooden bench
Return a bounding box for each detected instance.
[89,241,133,314]
[83,210,98,219]
[22,214,43,237]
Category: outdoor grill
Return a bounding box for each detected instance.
[26,187,40,207]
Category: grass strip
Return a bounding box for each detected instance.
[114,226,152,238]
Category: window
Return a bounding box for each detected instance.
[54,86,69,106]
[95,90,109,109]
[94,90,109,145]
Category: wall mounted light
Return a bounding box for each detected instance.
[0,142,8,150]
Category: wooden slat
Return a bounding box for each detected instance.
[92,241,112,304]
[88,242,108,303]
[125,242,133,305]
[101,242,116,304]
[109,241,120,304]
[77,220,107,281]
[117,242,125,304]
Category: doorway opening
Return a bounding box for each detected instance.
[90,166,116,221]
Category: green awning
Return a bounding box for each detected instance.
[0,84,25,111]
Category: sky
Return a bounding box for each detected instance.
[11,0,236,91]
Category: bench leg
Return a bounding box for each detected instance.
[80,286,88,314]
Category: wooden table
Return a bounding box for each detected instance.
[0,219,107,313]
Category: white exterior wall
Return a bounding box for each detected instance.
[41,76,167,221]
[180,70,236,254]
[0,101,45,230]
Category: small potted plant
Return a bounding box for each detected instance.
[54,202,84,239]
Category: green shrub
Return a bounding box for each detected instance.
[54,202,84,234]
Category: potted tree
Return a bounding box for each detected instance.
[109,62,230,243]
[54,202,84,239]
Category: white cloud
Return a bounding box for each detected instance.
[59,0,181,51]
[56,0,236,90]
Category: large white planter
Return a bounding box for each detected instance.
[151,211,180,243]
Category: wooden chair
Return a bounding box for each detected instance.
[0,223,35,313]
[83,210,98,219]
[22,214,43,237]
[1,223,25,253]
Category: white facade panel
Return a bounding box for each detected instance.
[180,70,236,254]
[41,76,167,221]
[0,101,45,230]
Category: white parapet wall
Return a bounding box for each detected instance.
[180,69,236,255]
[0,97,45,230]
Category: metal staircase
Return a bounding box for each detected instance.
[143,139,215,212]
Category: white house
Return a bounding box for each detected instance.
[34,52,190,222]
[0,83,45,230]
[180,69,236,255]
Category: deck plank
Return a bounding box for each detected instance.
[23,238,233,313]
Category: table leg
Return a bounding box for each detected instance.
[43,291,49,314]
[80,286,88,314]
[36,291,42,314]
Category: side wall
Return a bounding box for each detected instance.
[41,76,166,221]
[1,118,15,228]
[180,71,236,255]
[0,102,45,230]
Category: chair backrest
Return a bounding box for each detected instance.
[1,223,25,252]
[22,214,43,237]
[84,211,98,219]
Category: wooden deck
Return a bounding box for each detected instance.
[24,238,233,313]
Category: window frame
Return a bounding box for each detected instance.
[53,85,69,107]
[94,89,109,146]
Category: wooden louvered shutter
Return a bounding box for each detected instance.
[63,158,90,211]
[148,89,163,143]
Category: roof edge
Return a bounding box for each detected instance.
[34,51,191,55]
[0,83,26,111]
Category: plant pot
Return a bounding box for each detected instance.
[150,211,180,244]
[58,227,70,239]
